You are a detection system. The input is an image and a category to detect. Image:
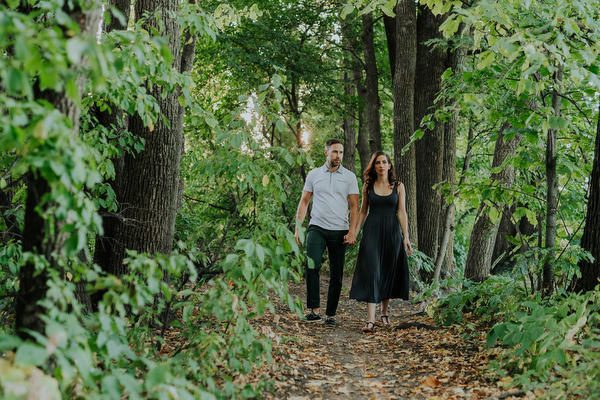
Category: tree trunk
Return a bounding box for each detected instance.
[433,109,472,281]
[393,0,418,248]
[16,3,102,339]
[354,63,370,177]
[342,69,357,174]
[414,5,447,281]
[341,16,358,174]
[98,0,188,280]
[361,12,381,153]
[543,65,563,296]
[573,103,600,293]
[465,123,521,282]
[91,0,132,309]
[383,14,396,84]
[436,41,465,277]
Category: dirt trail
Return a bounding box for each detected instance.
[255,277,530,400]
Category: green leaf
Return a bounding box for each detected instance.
[340,4,355,19]
[15,343,47,366]
[102,375,121,399]
[276,119,286,133]
[67,37,88,63]
[477,51,495,69]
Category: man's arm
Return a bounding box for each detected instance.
[344,193,360,245]
[295,190,312,245]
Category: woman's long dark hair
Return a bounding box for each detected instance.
[363,151,397,193]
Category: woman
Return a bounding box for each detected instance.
[349,151,413,333]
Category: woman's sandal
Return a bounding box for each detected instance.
[362,321,375,333]
[381,315,392,327]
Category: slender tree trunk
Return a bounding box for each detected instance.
[436,41,465,277]
[16,3,102,339]
[573,103,600,293]
[543,66,563,296]
[341,16,358,174]
[342,70,357,174]
[433,112,472,281]
[393,0,418,248]
[354,63,370,177]
[415,6,447,280]
[361,12,381,153]
[465,123,521,282]
[383,14,396,84]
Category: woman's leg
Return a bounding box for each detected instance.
[362,302,376,332]
[381,299,392,326]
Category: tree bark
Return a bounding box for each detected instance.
[414,5,447,280]
[361,12,381,153]
[341,16,358,174]
[97,0,188,281]
[393,0,418,248]
[91,0,132,308]
[383,14,396,84]
[436,40,466,277]
[543,65,563,296]
[573,103,600,293]
[464,123,521,282]
[16,3,102,339]
[342,68,357,174]
[354,62,370,177]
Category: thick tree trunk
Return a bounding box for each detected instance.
[414,6,447,280]
[361,12,381,153]
[543,66,563,296]
[573,104,600,292]
[91,0,132,308]
[465,123,521,282]
[393,0,418,248]
[100,0,186,279]
[16,4,102,339]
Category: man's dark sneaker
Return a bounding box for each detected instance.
[324,317,337,327]
[303,311,321,322]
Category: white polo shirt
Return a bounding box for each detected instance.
[303,164,360,231]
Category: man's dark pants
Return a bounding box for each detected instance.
[305,225,348,317]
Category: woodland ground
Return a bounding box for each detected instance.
[250,277,536,400]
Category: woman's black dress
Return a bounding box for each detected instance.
[349,183,410,303]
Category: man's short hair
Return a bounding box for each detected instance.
[325,138,343,149]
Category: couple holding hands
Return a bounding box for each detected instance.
[294,139,413,333]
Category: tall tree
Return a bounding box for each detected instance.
[93,0,197,283]
[414,5,447,279]
[573,105,600,292]
[361,12,382,153]
[14,1,102,338]
[465,123,521,282]
[393,0,418,248]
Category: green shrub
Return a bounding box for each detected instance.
[486,288,600,398]
[433,275,525,326]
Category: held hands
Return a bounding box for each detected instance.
[343,231,357,246]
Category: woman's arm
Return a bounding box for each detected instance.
[356,184,370,232]
[396,182,413,255]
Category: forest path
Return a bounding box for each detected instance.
[255,277,531,400]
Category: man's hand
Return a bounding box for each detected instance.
[343,231,357,246]
[295,227,302,245]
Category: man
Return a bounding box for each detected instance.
[294,138,360,327]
